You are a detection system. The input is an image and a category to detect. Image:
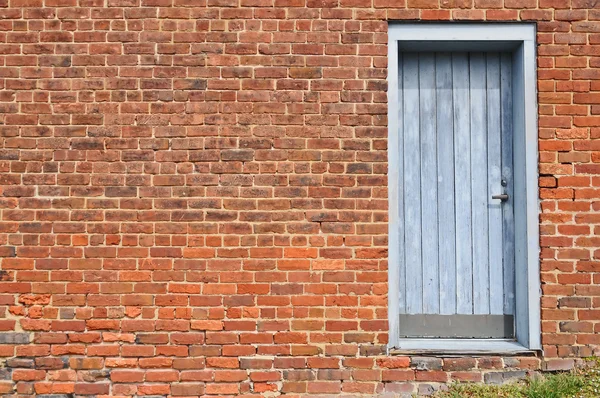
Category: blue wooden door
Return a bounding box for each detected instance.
[397,52,516,338]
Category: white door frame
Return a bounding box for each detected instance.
[387,23,540,353]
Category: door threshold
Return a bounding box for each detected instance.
[389,339,537,356]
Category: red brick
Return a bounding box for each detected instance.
[0,1,593,394]
[377,357,410,369]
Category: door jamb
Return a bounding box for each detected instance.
[387,23,540,353]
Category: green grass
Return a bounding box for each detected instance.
[524,372,584,398]
[435,357,600,398]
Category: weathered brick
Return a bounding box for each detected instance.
[6,358,34,368]
[543,359,575,371]
[0,1,593,395]
[411,357,442,371]
[484,370,528,385]
[0,333,30,344]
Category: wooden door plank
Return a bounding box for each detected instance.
[402,52,423,314]
[486,53,504,315]
[452,52,473,315]
[470,52,490,315]
[419,53,439,314]
[501,52,516,316]
[435,53,457,315]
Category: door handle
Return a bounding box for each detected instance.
[492,194,509,201]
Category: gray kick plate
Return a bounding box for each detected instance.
[399,314,514,338]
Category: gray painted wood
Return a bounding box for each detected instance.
[452,52,473,315]
[390,339,531,355]
[396,51,405,316]
[487,53,505,316]
[398,51,516,326]
[500,53,515,317]
[419,53,439,314]
[470,52,490,315]
[389,23,539,43]
[523,37,541,351]
[388,23,539,351]
[399,314,514,338]
[513,44,529,347]
[435,53,456,315]
[387,37,401,348]
[402,53,422,314]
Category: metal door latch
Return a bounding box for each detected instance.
[492,194,509,201]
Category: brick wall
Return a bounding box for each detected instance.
[0,0,598,396]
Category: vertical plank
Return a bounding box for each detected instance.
[501,52,515,317]
[486,53,504,315]
[402,53,423,314]
[419,53,439,314]
[452,52,473,315]
[470,52,490,315]
[435,53,456,315]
